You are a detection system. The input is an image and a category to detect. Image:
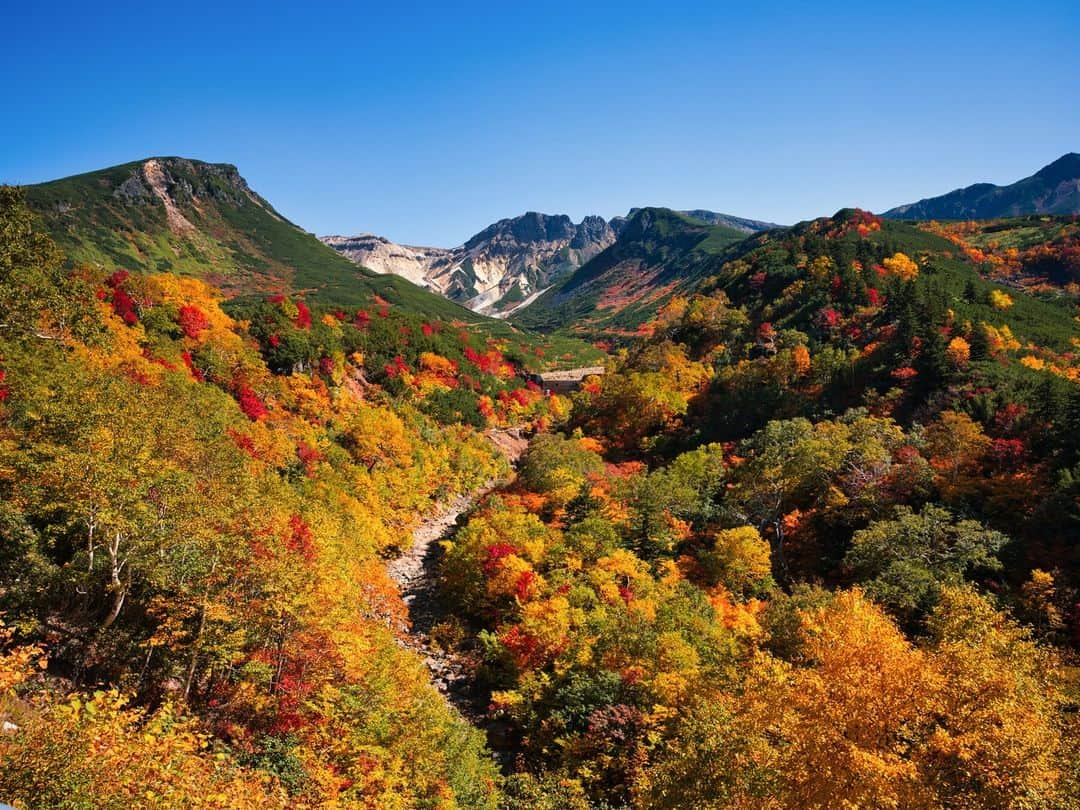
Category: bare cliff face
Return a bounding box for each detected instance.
[323,212,618,317]
[319,234,456,289]
[322,209,780,317]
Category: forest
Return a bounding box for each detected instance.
[2,187,1080,809]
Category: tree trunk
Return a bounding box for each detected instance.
[183,605,207,702]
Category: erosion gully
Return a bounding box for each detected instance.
[385,428,528,762]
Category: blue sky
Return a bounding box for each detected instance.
[3,1,1078,245]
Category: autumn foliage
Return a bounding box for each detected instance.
[3,191,1080,807]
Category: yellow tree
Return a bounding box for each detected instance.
[883,252,919,282]
[921,586,1066,807]
[922,410,991,493]
[771,590,937,808]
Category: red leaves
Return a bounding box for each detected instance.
[483,542,518,574]
[268,651,314,734]
[0,369,9,402]
[581,378,602,397]
[103,270,138,324]
[994,403,1028,434]
[421,322,435,337]
[891,366,918,383]
[383,355,409,377]
[867,287,882,307]
[141,347,178,372]
[354,310,371,329]
[373,295,391,319]
[465,345,509,376]
[499,625,541,669]
[297,440,323,476]
[990,438,1026,469]
[235,382,267,421]
[180,351,205,382]
[227,427,259,458]
[515,570,537,602]
[837,209,882,238]
[111,287,138,325]
[177,305,210,339]
[106,270,129,288]
[268,333,281,348]
[285,513,316,563]
[818,307,842,330]
[294,301,312,330]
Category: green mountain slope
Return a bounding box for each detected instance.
[884,153,1080,220]
[712,210,1080,349]
[23,157,483,321]
[513,207,751,336]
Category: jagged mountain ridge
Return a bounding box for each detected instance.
[513,207,752,336]
[884,152,1080,220]
[324,212,619,318]
[323,209,778,317]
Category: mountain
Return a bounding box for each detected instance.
[324,212,619,318]
[323,210,779,319]
[884,153,1080,220]
[630,207,782,233]
[23,157,484,321]
[513,208,751,336]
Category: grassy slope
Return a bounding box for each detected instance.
[25,158,483,320]
[24,158,603,366]
[520,202,1079,354]
[718,213,1080,352]
[514,207,751,336]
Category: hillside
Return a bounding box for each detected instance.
[512,207,751,337]
[5,180,1080,807]
[24,157,485,321]
[419,207,1080,807]
[22,158,609,369]
[323,210,779,319]
[912,215,1080,295]
[884,152,1080,220]
[631,207,782,234]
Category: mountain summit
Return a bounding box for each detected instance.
[324,212,619,318]
[324,210,778,317]
[884,152,1080,220]
[23,157,485,319]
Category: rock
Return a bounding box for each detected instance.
[322,211,618,317]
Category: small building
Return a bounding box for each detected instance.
[534,366,606,394]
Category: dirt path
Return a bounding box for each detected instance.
[386,428,527,721]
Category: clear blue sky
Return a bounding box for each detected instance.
[3,1,1078,246]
